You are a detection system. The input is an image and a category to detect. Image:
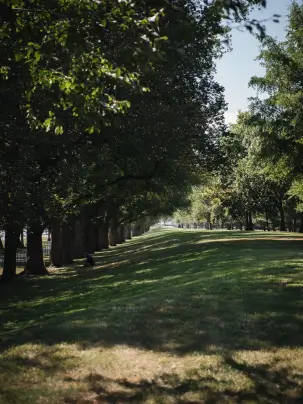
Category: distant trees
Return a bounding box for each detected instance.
[173,3,303,232]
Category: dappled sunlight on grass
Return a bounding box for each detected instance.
[1,228,303,403]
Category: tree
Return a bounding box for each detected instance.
[247,2,303,229]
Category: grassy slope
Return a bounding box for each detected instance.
[0,228,303,403]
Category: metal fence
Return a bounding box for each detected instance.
[0,243,51,266]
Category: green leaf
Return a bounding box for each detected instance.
[34,51,41,62]
[44,117,52,132]
[55,125,64,135]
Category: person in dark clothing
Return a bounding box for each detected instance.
[83,253,95,266]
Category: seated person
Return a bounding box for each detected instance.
[83,253,95,266]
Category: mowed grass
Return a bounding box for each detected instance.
[0,228,303,403]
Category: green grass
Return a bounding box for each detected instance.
[0,228,303,403]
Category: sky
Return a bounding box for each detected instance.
[215,0,292,124]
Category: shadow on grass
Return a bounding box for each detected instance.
[2,346,302,403]
[1,229,303,402]
[63,358,303,403]
[0,228,302,355]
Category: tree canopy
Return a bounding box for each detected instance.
[0,0,280,281]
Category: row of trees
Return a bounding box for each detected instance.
[1,0,281,281]
[174,2,303,233]
[1,0,270,281]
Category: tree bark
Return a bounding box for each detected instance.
[1,226,17,281]
[249,211,253,230]
[0,236,3,249]
[278,204,286,232]
[118,224,125,243]
[245,211,249,230]
[94,202,108,250]
[73,217,84,258]
[109,214,120,246]
[132,224,142,236]
[51,220,74,266]
[109,226,119,246]
[94,226,100,251]
[16,237,24,249]
[125,225,132,240]
[83,217,95,254]
[293,215,297,233]
[265,211,269,231]
[245,211,253,231]
[61,223,74,265]
[288,220,293,232]
[23,226,48,275]
[98,222,109,249]
[51,218,62,266]
[132,218,146,236]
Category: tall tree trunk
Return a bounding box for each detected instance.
[0,236,4,249]
[84,218,95,254]
[109,226,119,246]
[74,218,84,258]
[109,214,119,246]
[125,225,132,240]
[94,202,108,250]
[51,218,62,266]
[293,215,297,233]
[248,211,253,230]
[24,226,48,275]
[278,204,286,232]
[132,218,146,236]
[73,217,84,258]
[94,226,100,251]
[118,224,125,243]
[17,237,24,249]
[98,222,109,249]
[245,211,253,231]
[245,211,249,230]
[132,224,141,236]
[61,222,74,265]
[265,211,269,231]
[299,213,303,233]
[288,220,293,232]
[51,219,74,266]
[1,226,17,282]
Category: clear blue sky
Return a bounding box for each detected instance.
[215,0,291,124]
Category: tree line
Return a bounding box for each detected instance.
[0,0,278,281]
[174,2,303,233]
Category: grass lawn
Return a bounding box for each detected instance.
[0,228,303,403]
